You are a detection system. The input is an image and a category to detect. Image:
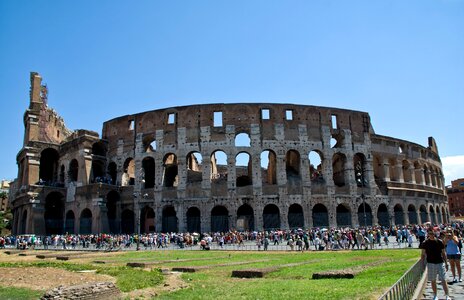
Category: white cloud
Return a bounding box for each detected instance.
[442,155,464,186]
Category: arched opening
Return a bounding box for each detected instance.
[235,132,251,147]
[436,205,442,224]
[377,204,390,227]
[442,207,447,224]
[423,165,430,186]
[237,204,254,231]
[332,153,347,187]
[211,206,229,233]
[420,205,428,224]
[141,206,155,233]
[65,210,75,234]
[107,162,117,185]
[92,142,107,157]
[358,203,373,227]
[121,209,134,234]
[163,153,178,187]
[20,210,27,234]
[162,206,178,232]
[354,153,367,187]
[263,204,280,230]
[389,158,398,181]
[288,204,304,229]
[122,158,135,186]
[106,191,120,233]
[429,205,436,225]
[210,150,227,183]
[336,204,351,227]
[408,205,418,225]
[236,152,252,187]
[414,162,422,184]
[144,136,156,153]
[394,204,404,225]
[261,150,276,185]
[286,150,301,181]
[44,192,64,235]
[312,204,329,228]
[59,165,65,184]
[309,150,324,183]
[142,157,155,188]
[69,159,78,182]
[186,207,201,233]
[79,209,92,234]
[91,160,105,183]
[402,160,412,183]
[373,156,385,185]
[187,152,203,183]
[39,148,59,184]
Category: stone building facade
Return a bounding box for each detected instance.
[10,72,449,235]
[447,178,464,217]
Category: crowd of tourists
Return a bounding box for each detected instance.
[1,222,464,253]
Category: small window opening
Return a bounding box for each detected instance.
[214,111,223,127]
[168,113,175,124]
[57,130,60,138]
[129,120,134,130]
[262,109,270,120]
[285,110,293,120]
[331,115,337,129]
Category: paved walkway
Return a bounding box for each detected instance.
[421,259,464,300]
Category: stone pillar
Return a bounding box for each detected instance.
[382,158,390,181]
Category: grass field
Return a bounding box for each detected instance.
[0,249,420,300]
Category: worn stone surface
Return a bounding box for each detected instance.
[41,282,120,300]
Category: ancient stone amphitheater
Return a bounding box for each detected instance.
[10,72,448,235]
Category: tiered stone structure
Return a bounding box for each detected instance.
[10,72,448,235]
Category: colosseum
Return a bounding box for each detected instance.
[10,72,449,235]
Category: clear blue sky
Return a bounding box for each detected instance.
[1,1,463,185]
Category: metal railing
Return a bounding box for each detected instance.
[378,259,425,300]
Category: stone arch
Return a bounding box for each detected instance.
[211,205,229,233]
[59,164,65,184]
[261,150,277,185]
[332,152,347,187]
[107,162,117,185]
[121,209,134,234]
[388,158,398,181]
[354,153,367,187]
[92,141,107,157]
[286,150,301,181]
[402,160,412,183]
[336,203,351,227]
[312,203,329,228]
[235,132,251,147]
[377,203,390,227]
[436,205,442,224]
[141,206,155,233]
[142,157,155,188]
[162,206,178,232]
[263,204,280,230]
[65,210,75,234]
[187,152,203,183]
[143,135,156,153]
[408,204,418,225]
[44,192,65,235]
[423,165,430,186]
[68,159,78,182]
[163,153,178,187]
[373,155,385,183]
[91,160,105,183]
[358,202,373,227]
[414,161,422,184]
[331,132,343,148]
[236,152,252,187]
[429,205,436,225]
[442,207,447,224]
[39,148,60,184]
[288,203,304,229]
[309,150,324,183]
[79,209,92,234]
[186,207,201,233]
[210,150,227,182]
[420,205,428,224]
[394,204,404,225]
[106,191,120,233]
[122,158,135,186]
[237,204,254,231]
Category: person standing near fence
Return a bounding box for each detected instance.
[420,230,450,300]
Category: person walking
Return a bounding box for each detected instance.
[444,230,462,283]
[420,230,450,300]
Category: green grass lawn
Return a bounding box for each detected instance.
[0,249,420,300]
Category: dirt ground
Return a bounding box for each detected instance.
[0,250,189,298]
